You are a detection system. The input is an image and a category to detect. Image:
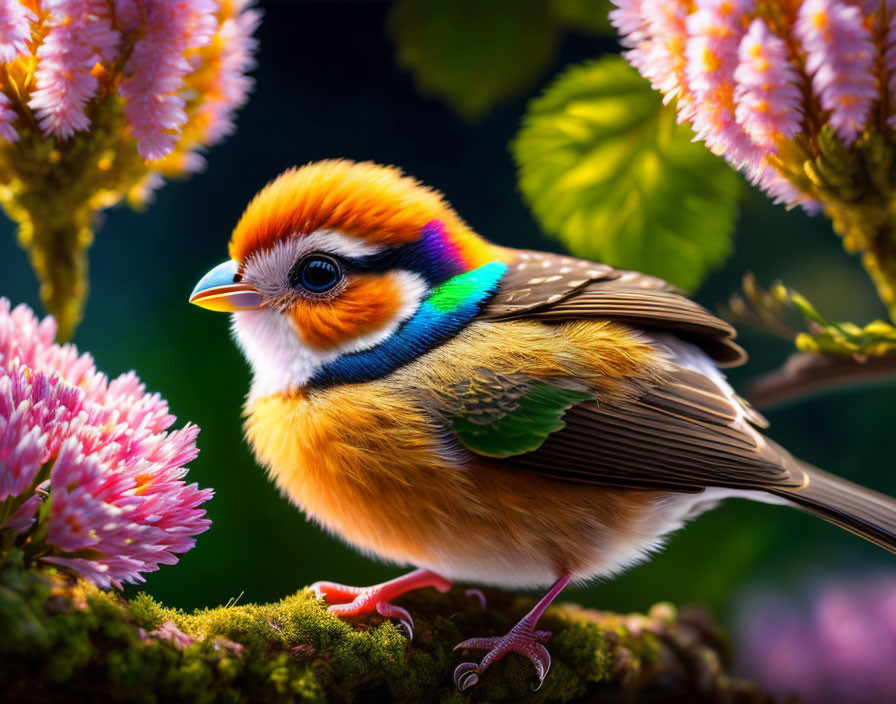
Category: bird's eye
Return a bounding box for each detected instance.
[291,254,343,293]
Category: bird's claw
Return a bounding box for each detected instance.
[310,581,416,640]
[453,662,481,691]
[375,601,414,639]
[452,629,553,691]
[464,588,487,611]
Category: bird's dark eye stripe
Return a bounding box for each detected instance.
[341,251,393,273]
[289,254,344,293]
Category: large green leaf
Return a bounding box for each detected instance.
[388,0,561,121]
[513,56,741,291]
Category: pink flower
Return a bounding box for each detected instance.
[795,0,876,145]
[635,0,695,122]
[120,0,219,160]
[0,299,211,589]
[749,162,822,213]
[610,0,648,49]
[0,0,258,162]
[195,0,261,144]
[0,0,33,64]
[738,575,896,703]
[29,1,120,139]
[685,0,757,167]
[887,9,896,125]
[735,19,803,153]
[610,0,892,208]
[0,92,17,142]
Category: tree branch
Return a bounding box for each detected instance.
[746,352,896,408]
[0,566,777,704]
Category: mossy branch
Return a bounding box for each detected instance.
[0,565,776,704]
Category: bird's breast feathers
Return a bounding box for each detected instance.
[242,318,676,582]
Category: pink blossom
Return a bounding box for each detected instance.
[734,19,803,153]
[738,575,896,703]
[28,1,120,138]
[685,0,758,168]
[795,0,877,145]
[750,162,822,213]
[610,0,649,49]
[0,91,17,142]
[885,6,896,126]
[0,1,258,164]
[0,0,33,63]
[2,491,43,532]
[113,0,143,34]
[611,0,896,209]
[120,0,219,160]
[0,359,82,502]
[634,0,695,122]
[0,299,211,589]
[197,1,261,144]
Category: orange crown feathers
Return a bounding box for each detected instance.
[229,160,483,262]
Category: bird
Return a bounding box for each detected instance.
[190,159,896,692]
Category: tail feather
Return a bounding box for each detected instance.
[771,464,896,554]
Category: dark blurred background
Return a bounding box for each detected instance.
[0,0,892,632]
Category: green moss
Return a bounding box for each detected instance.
[0,564,775,703]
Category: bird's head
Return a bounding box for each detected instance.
[191,159,507,399]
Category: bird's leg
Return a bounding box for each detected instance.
[310,568,451,639]
[453,573,571,692]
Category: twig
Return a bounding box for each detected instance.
[746,352,896,408]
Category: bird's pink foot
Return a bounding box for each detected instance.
[311,568,451,640]
[454,622,553,690]
[453,574,571,691]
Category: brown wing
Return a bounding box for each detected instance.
[482,251,746,367]
[500,365,806,493]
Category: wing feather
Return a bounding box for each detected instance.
[498,365,804,492]
[439,250,791,493]
[480,251,746,366]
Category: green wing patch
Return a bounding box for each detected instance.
[450,382,594,458]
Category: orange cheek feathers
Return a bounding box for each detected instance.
[290,273,406,350]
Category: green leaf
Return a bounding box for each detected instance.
[513,56,741,291]
[388,0,561,121]
[451,383,594,458]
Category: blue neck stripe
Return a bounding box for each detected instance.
[308,261,507,387]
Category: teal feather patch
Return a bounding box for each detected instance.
[427,263,505,313]
[450,382,595,458]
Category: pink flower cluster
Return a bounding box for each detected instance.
[0,0,259,162]
[0,299,212,588]
[738,575,896,703]
[611,0,896,209]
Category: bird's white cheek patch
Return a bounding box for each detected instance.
[231,308,337,400]
[231,270,427,396]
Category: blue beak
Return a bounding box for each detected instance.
[189,260,264,312]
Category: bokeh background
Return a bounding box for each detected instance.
[1,0,893,671]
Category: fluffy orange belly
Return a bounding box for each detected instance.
[245,390,670,588]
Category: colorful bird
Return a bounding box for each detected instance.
[190,159,896,691]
